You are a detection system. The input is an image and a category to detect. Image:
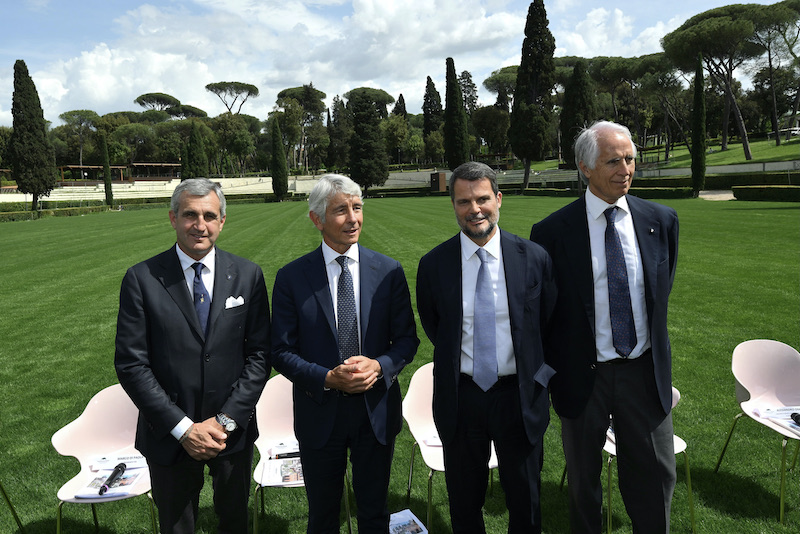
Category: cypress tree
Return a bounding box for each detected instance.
[270,119,289,201]
[9,59,56,213]
[444,57,470,171]
[348,91,388,193]
[392,94,408,119]
[560,59,597,171]
[100,131,114,207]
[422,76,443,138]
[508,0,556,191]
[691,53,707,197]
[186,121,209,179]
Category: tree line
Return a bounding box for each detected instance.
[4,0,800,210]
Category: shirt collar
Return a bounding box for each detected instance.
[585,188,630,221]
[321,241,359,266]
[175,244,216,272]
[460,228,501,262]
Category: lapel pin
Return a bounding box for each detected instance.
[649,228,655,234]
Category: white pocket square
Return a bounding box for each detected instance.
[225,296,245,309]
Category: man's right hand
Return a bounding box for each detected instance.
[180,417,227,460]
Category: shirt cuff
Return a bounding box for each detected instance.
[170,417,194,441]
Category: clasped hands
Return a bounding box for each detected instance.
[325,355,382,394]
[180,416,229,461]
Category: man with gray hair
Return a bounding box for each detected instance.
[271,174,418,533]
[115,178,271,533]
[531,121,679,532]
[417,162,556,533]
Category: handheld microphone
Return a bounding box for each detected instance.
[98,462,126,495]
[791,413,800,426]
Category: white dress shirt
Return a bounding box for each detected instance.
[321,241,362,348]
[586,190,651,362]
[459,230,516,377]
[171,244,218,440]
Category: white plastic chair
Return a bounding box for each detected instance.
[252,373,352,533]
[402,362,498,530]
[604,386,695,533]
[715,339,800,523]
[51,384,156,534]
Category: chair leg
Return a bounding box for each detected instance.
[0,479,25,533]
[90,503,99,533]
[56,501,64,534]
[560,464,567,491]
[682,451,696,534]
[427,469,435,532]
[343,471,352,534]
[606,454,614,534]
[253,486,262,534]
[779,437,788,523]
[406,443,417,506]
[714,412,743,473]
[146,491,158,534]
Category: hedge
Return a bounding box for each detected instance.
[732,185,800,201]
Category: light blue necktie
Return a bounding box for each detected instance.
[192,262,210,336]
[472,248,498,391]
[604,207,637,357]
[336,256,360,362]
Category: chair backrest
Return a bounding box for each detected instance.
[732,339,800,404]
[51,384,139,463]
[254,374,295,449]
[671,386,681,409]
[402,362,435,431]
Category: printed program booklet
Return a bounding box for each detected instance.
[390,508,427,534]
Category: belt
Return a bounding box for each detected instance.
[598,347,652,366]
[460,373,518,391]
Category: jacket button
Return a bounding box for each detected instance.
[205,354,211,362]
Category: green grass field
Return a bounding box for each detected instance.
[0,195,798,533]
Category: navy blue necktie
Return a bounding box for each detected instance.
[336,256,360,362]
[472,248,498,391]
[604,207,637,357]
[192,262,210,336]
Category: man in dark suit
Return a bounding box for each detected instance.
[531,121,679,533]
[115,178,270,534]
[416,161,556,533]
[270,174,418,533]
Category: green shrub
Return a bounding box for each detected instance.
[732,185,800,201]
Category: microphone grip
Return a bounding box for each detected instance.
[98,462,127,496]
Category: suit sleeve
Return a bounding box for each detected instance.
[219,264,271,429]
[415,253,438,344]
[375,261,419,388]
[115,267,187,439]
[270,267,331,402]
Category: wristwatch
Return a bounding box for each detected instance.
[216,413,237,432]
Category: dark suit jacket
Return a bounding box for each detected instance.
[270,244,418,449]
[416,229,557,446]
[115,247,271,465]
[530,194,679,419]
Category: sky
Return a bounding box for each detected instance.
[0,0,779,128]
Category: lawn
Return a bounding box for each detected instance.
[0,195,798,533]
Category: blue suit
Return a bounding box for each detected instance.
[416,229,556,533]
[271,243,418,532]
[531,194,679,533]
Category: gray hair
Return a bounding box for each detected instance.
[574,121,637,184]
[171,178,226,217]
[448,161,498,200]
[308,174,363,223]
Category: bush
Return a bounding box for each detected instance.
[629,187,694,199]
[732,185,800,201]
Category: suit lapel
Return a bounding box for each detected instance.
[156,248,204,337]
[304,246,337,335]
[628,196,658,320]
[500,230,524,345]
[561,198,596,335]
[358,245,376,344]
[207,249,236,340]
